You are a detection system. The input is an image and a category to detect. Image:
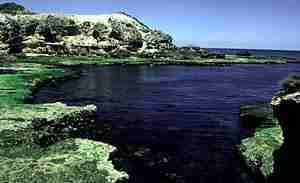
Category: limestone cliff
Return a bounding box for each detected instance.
[0,4,174,57]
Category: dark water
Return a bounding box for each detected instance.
[208,48,300,61]
[34,63,300,183]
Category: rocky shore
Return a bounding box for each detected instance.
[0,57,127,183]
[239,74,300,182]
[1,2,298,183]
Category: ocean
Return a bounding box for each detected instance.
[208,48,300,61]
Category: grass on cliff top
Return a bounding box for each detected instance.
[0,57,127,183]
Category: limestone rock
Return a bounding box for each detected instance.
[0,6,174,56]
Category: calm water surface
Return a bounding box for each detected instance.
[34,64,300,183]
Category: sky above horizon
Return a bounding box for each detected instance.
[2,0,299,50]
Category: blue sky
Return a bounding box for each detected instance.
[2,0,299,50]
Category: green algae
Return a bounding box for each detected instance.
[0,61,67,106]
[0,138,127,183]
[0,58,127,183]
[239,103,284,180]
[240,126,283,179]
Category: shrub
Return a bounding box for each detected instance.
[92,23,109,41]
[0,22,9,42]
[6,19,24,53]
[36,15,80,42]
[80,21,93,35]
[108,18,142,45]
[20,19,40,36]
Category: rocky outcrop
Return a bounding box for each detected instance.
[0,103,128,183]
[239,74,300,183]
[270,91,300,182]
[0,5,174,57]
[239,103,283,181]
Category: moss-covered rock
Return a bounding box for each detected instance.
[0,138,127,183]
[238,103,283,181]
[0,102,127,183]
[239,126,283,179]
[239,74,300,182]
[0,59,128,183]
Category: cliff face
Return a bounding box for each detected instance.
[270,91,300,182]
[0,11,174,56]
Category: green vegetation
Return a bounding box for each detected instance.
[239,74,300,181]
[0,2,33,15]
[36,15,80,42]
[239,103,283,180]
[0,59,68,106]
[0,56,127,183]
[240,126,283,179]
[0,138,124,183]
